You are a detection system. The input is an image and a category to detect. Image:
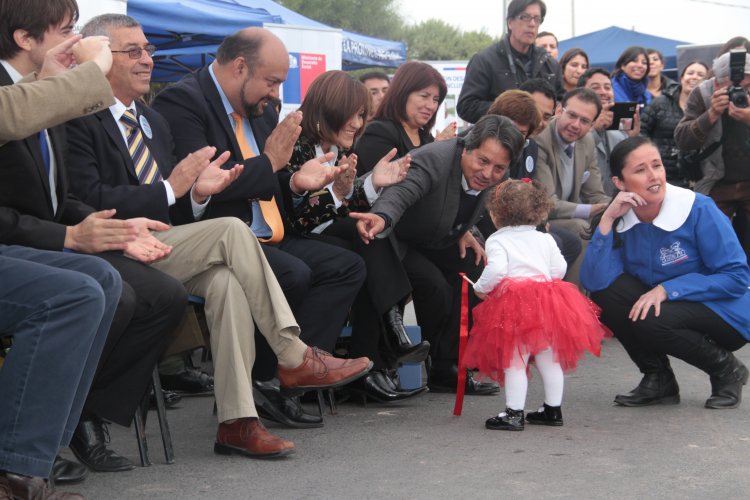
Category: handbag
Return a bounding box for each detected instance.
[678,138,723,182]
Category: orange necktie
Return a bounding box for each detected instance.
[231,112,284,243]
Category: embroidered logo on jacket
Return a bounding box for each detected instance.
[659,242,688,266]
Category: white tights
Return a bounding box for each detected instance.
[504,347,564,411]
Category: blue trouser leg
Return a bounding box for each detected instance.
[0,246,121,478]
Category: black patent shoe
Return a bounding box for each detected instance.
[381,306,431,364]
[428,367,500,395]
[254,380,323,428]
[614,372,680,407]
[486,408,525,431]
[348,370,428,403]
[69,419,135,472]
[160,367,214,396]
[526,403,563,426]
[51,455,88,485]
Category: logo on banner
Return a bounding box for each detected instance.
[283,52,326,106]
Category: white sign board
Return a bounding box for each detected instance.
[424,60,469,135]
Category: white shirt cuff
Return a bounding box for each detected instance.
[163,180,176,206]
[363,173,382,204]
[190,186,210,219]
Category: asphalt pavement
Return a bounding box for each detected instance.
[57,336,750,500]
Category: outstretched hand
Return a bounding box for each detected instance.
[192,151,243,202]
[38,35,83,79]
[458,230,487,266]
[290,152,338,194]
[371,149,410,190]
[349,212,386,244]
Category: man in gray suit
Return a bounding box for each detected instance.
[535,87,611,235]
[352,115,524,394]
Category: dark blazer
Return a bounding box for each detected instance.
[371,138,488,250]
[0,65,93,249]
[354,119,433,176]
[151,67,293,226]
[65,101,191,225]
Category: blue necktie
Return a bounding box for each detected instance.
[38,130,51,176]
[564,144,574,159]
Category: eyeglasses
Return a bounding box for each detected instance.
[562,108,594,127]
[111,44,157,59]
[514,14,544,24]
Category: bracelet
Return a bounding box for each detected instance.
[289,172,308,197]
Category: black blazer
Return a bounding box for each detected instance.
[151,67,294,227]
[65,101,191,225]
[0,65,93,249]
[354,119,434,176]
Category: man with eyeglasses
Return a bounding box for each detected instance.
[535,88,611,284]
[457,0,564,124]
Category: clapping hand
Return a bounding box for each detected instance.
[435,121,457,141]
[192,151,243,202]
[123,218,173,263]
[371,148,410,190]
[290,152,338,194]
[331,154,357,200]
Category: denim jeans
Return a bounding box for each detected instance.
[0,246,121,477]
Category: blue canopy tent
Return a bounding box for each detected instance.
[128,0,407,82]
[557,26,691,75]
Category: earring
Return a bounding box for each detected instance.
[316,121,321,134]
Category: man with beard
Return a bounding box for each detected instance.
[152,28,367,424]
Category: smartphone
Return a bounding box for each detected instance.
[607,101,638,131]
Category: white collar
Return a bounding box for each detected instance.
[0,60,22,83]
[461,176,481,196]
[616,183,696,233]
[108,97,136,122]
[314,143,339,166]
[496,225,537,234]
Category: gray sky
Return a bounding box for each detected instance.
[399,0,750,46]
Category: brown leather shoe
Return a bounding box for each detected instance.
[214,418,294,459]
[278,347,372,393]
[1,473,84,499]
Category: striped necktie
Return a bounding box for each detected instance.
[231,111,284,244]
[120,109,162,185]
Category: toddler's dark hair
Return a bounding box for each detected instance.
[488,178,552,228]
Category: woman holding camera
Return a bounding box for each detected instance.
[582,136,750,410]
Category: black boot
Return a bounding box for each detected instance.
[526,403,563,426]
[69,418,135,472]
[381,305,430,364]
[485,408,524,431]
[702,344,749,409]
[614,371,680,407]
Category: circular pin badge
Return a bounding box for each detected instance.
[139,114,153,139]
[525,156,534,173]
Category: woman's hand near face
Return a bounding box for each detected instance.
[629,284,668,321]
[598,191,647,235]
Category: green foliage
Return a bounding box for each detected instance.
[276,0,498,63]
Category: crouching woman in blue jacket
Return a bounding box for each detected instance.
[581,136,750,409]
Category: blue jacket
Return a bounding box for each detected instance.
[581,184,750,339]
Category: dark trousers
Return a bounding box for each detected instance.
[591,273,746,375]
[253,233,366,379]
[403,243,484,369]
[90,252,187,426]
[0,246,121,477]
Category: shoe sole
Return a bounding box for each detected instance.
[281,361,374,396]
[214,442,295,459]
[526,419,564,426]
[485,424,524,431]
[613,394,680,407]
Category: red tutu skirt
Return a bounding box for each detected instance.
[462,277,610,385]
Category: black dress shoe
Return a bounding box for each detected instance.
[69,419,135,472]
[149,389,182,410]
[160,367,214,395]
[486,408,525,431]
[381,306,431,364]
[348,370,429,403]
[2,472,84,499]
[526,403,564,426]
[253,380,323,429]
[614,372,680,407]
[51,456,88,485]
[428,366,500,395]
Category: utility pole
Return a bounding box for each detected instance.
[571,0,576,36]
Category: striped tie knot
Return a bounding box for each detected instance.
[121,109,139,129]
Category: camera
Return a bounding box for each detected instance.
[727,49,748,108]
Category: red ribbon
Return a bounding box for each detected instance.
[453,272,470,416]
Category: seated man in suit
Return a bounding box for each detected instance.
[535,87,611,285]
[66,14,371,458]
[0,0,190,476]
[351,115,525,394]
[150,28,367,407]
[0,32,123,500]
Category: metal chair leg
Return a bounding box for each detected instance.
[151,368,174,464]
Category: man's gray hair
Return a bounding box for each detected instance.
[81,13,140,38]
[460,115,525,167]
[712,49,750,81]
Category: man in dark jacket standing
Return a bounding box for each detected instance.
[457,0,563,124]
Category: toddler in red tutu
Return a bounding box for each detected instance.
[463,178,608,431]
